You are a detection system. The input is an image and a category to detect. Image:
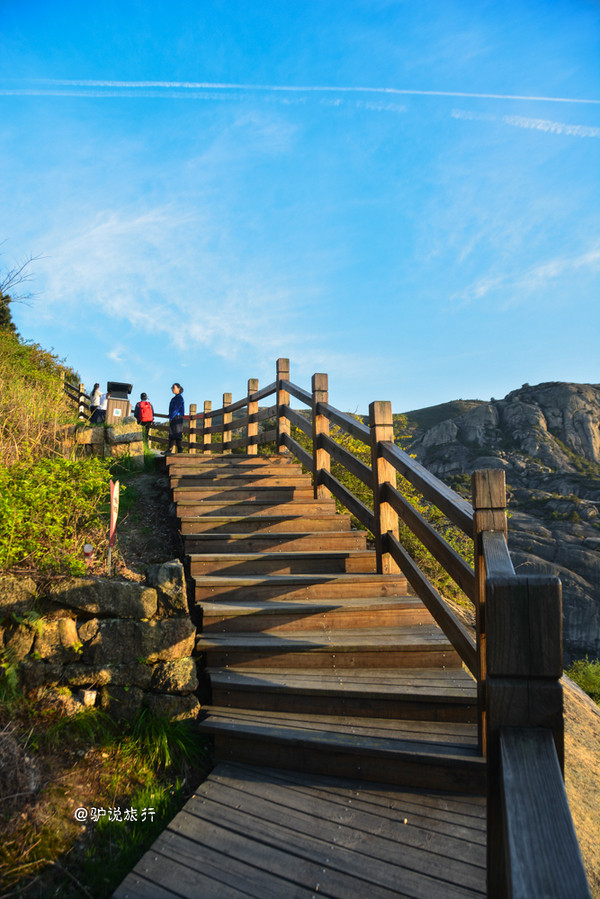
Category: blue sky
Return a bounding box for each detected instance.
[1,0,598,416]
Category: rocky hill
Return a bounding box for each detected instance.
[402,382,600,664]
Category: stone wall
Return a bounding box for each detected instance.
[70,418,149,462]
[0,561,200,722]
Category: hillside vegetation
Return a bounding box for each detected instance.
[0,328,114,576]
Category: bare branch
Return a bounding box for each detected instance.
[0,243,43,305]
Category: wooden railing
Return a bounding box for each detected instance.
[146,357,589,896]
[64,379,89,420]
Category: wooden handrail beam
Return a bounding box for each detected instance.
[282,404,312,437]
[319,433,372,488]
[280,379,313,407]
[383,482,476,601]
[320,469,375,533]
[318,403,370,444]
[499,728,590,899]
[386,533,477,674]
[380,442,474,536]
[280,432,313,471]
[482,530,515,578]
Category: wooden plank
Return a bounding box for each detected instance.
[187,772,486,893]
[280,432,313,470]
[113,871,182,898]
[203,770,486,872]
[320,469,375,532]
[481,530,515,577]
[320,432,372,487]
[249,380,278,403]
[387,534,477,675]
[383,482,476,600]
[500,728,590,899]
[170,808,410,899]
[279,378,313,407]
[258,428,277,445]
[180,514,353,534]
[282,404,313,436]
[380,442,474,536]
[318,402,370,444]
[134,830,304,898]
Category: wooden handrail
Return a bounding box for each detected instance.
[383,481,476,601]
[279,378,312,407]
[499,728,590,899]
[386,532,477,674]
[379,441,474,536]
[318,402,371,444]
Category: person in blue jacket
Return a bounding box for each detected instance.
[166,383,185,453]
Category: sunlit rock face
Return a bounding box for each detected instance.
[404,382,600,664]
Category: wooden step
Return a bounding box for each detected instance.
[200,595,428,632]
[208,667,477,722]
[189,550,377,576]
[183,531,369,554]
[180,515,354,534]
[196,624,460,669]
[197,708,485,793]
[194,573,409,602]
[173,486,316,502]
[178,500,336,518]
[166,454,299,469]
[171,475,312,489]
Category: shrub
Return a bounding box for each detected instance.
[567,657,600,706]
[0,455,113,574]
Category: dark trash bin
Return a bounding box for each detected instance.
[106,381,133,400]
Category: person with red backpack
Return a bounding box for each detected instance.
[134,392,154,443]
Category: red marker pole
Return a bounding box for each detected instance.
[107,479,120,576]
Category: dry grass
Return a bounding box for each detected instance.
[564,677,600,897]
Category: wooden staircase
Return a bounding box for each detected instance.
[168,453,484,795]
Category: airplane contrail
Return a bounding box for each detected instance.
[1,78,598,104]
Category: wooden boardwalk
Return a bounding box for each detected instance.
[114,453,486,897]
[114,762,486,898]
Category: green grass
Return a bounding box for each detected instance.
[0,701,212,897]
[567,657,600,705]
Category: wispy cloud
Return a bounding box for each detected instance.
[452,245,600,309]
[1,78,598,105]
[452,108,600,138]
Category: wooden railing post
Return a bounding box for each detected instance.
[78,382,87,420]
[472,469,507,754]
[369,401,400,575]
[223,393,232,453]
[247,379,258,455]
[486,573,564,897]
[202,401,212,454]
[311,373,330,499]
[276,358,290,454]
[189,404,197,454]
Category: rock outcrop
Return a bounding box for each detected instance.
[403,382,600,663]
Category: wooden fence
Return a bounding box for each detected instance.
[148,357,588,898]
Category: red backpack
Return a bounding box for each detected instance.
[138,400,153,423]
